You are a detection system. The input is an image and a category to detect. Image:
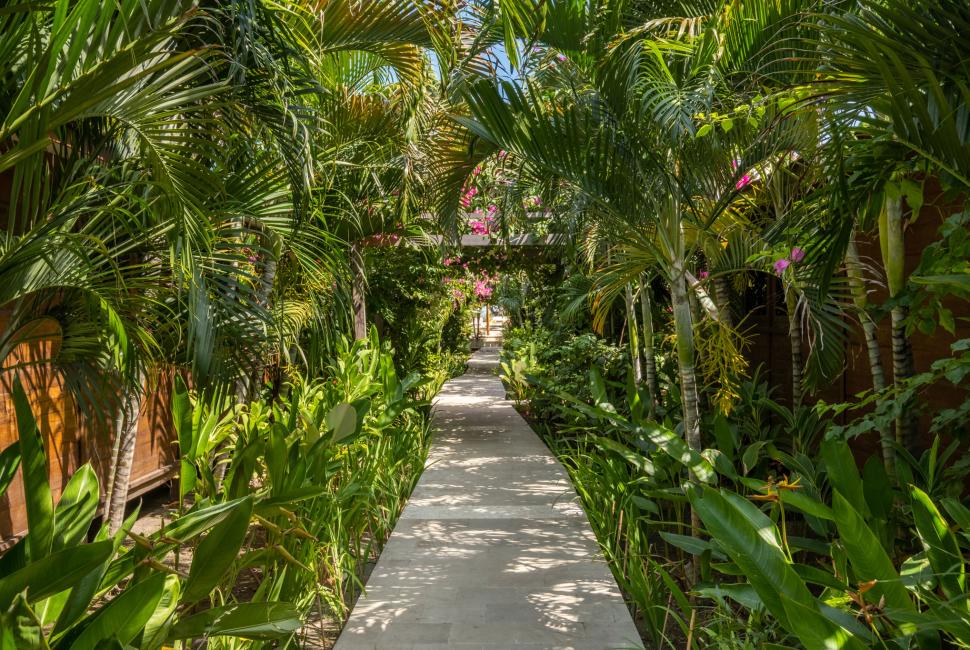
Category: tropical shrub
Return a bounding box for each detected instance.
[0,331,430,648]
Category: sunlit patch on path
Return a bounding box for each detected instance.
[334,349,644,649]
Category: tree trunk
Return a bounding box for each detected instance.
[891,304,917,449]
[106,375,144,534]
[846,239,893,474]
[624,283,644,385]
[881,195,918,451]
[639,276,658,416]
[670,267,701,455]
[712,275,734,329]
[785,288,803,407]
[350,242,367,340]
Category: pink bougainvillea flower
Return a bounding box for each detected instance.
[453,289,464,300]
[790,247,805,263]
[443,257,454,266]
[556,53,567,62]
[474,279,493,299]
[487,204,498,214]
[467,187,478,197]
[774,258,790,275]
[473,166,482,176]
[736,174,752,190]
[460,196,471,208]
[699,270,709,279]
[498,150,508,160]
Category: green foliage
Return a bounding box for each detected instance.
[0,331,430,648]
[365,245,472,383]
[520,363,970,648]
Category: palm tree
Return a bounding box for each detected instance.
[0,0,454,529]
[448,0,817,463]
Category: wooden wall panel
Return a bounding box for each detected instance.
[0,320,176,544]
[743,185,968,456]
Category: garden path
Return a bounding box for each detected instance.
[333,348,644,650]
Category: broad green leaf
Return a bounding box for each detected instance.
[13,377,54,561]
[741,441,768,474]
[831,490,913,612]
[942,498,970,543]
[593,437,655,476]
[173,376,196,501]
[695,583,762,611]
[168,602,302,640]
[638,423,715,483]
[182,497,253,604]
[660,532,725,560]
[0,444,21,499]
[0,594,48,650]
[911,486,965,600]
[821,440,867,517]
[69,572,168,650]
[325,402,357,442]
[900,552,936,591]
[780,592,867,650]
[779,490,834,521]
[692,492,865,646]
[51,509,138,637]
[101,498,249,588]
[0,540,113,610]
[688,485,809,629]
[52,464,99,552]
[141,575,180,650]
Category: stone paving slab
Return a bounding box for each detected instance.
[334,349,644,650]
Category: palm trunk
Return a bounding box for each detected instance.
[639,276,658,415]
[712,275,734,329]
[785,288,803,407]
[846,239,893,475]
[670,267,701,455]
[351,242,367,340]
[880,195,918,451]
[624,283,644,384]
[106,374,144,534]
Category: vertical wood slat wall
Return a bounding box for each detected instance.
[0,337,177,545]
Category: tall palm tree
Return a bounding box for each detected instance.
[448,0,816,462]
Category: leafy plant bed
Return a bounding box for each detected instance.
[0,334,433,648]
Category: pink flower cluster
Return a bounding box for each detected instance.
[525,195,542,209]
[732,159,753,190]
[460,185,478,208]
[469,209,496,235]
[474,279,493,299]
[474,270,497,300]
[774,247,805,276]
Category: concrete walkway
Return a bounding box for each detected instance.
[334,349,644,650]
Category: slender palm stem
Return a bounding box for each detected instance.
[880,194,917,451]
[639,275,658,416]
[846,238,894,475]
[625,283,644,385]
